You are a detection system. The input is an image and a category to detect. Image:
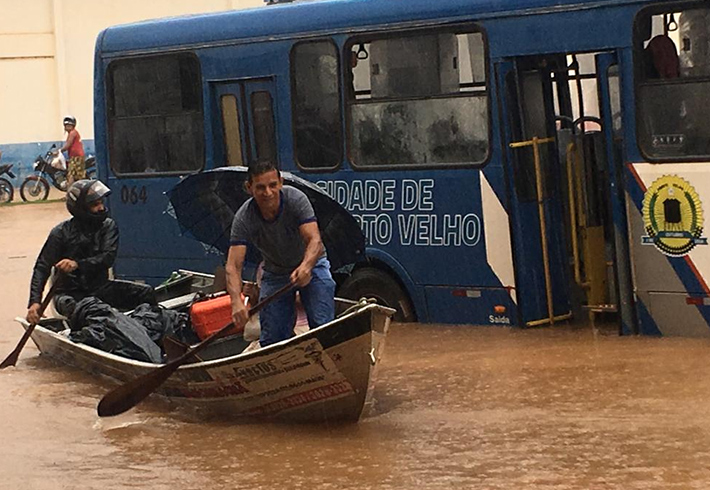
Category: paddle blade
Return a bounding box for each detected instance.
[1,323,40,369]
[0,357,16,369]
[97,362,180,417]
[0,342,23,369]
[2,278,61,369]
[0,350,20,369]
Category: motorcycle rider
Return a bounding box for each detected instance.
[26,180,156,324]
[60,115,85,187]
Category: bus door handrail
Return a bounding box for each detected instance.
[510,136,556,325]
[566,142,581,286]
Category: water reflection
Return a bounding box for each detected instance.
[3,203,710,489]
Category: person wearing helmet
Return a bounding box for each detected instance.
[26,180,156,324]
[60,115,85,187]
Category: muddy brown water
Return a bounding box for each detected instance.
[2,201,710,489]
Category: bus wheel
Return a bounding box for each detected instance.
[338,268,416,322]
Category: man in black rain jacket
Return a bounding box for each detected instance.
[26,180,156,324]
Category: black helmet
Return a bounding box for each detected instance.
[66,180,111,224]
[63,115,76,126]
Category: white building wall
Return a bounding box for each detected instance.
[0,0,263,176]
[0,0,58,143]
[54,0,264,142]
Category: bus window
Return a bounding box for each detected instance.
[220,94,244,166]
[291,40,342,170]
[502,65,560,204]
[107,53,203,175]
[251,91,277,164]
[635,5,710,160]
[347,29,489,168]
[608,65,622,137]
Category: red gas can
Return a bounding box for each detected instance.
[190,293,242,340]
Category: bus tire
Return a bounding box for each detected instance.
[338,268,416,322]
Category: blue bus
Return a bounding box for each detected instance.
[93,0,710,336]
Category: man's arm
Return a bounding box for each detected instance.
[226,244,249,329]
[290,222,324,288]
[27,230,63,322]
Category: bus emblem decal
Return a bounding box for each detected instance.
[642,175,707,256]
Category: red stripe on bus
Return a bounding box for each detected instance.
[684,256,710,296]
[626,162,647,193]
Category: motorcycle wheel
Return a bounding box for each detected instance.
[20,176,50,202]
[0,177,13,204]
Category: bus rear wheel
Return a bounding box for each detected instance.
[338,268,416,322]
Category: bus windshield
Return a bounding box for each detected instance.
[636,5,710,160]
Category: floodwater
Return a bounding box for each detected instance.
[2,201,710,490]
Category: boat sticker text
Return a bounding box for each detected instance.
[178,338,354,416]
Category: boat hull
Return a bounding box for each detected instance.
[18,300,393,423]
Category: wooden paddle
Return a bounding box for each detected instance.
[1,278,62,369]
[162,335,199,363]
[97,282,294,417]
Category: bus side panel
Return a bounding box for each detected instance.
[314,167,518,325]
[425,287,516,325]
[626,162,710,337]
[484,6,637,58]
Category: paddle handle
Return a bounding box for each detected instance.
[1,277,62,369]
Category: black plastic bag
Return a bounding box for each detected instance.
[128,303,199,346]
[69,297,162,363]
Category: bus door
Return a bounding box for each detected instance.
[594,52,635,333]
[496,59,571,326]
[212,79,278,167]
[551,52,630,332]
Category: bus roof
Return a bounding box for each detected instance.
[98,0,648,55]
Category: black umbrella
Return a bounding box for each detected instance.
[167,167,365,270]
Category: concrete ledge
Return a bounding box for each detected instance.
[0,33,55,59]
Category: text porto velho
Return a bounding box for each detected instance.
[316,179,481,247]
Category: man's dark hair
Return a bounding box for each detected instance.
[247,161,280,182]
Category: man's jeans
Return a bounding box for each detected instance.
[258,257,336,347]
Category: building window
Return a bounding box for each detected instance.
[347,28,489,168]
[107,54,203,174]
[291,41,342,169]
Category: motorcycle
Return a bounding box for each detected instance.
[20,145,96,202]
[0,162,16,204]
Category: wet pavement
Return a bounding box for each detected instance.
[2,201,710,489]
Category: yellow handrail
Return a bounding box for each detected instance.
[510,136,555,324]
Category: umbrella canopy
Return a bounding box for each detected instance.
[167,167,365,271]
